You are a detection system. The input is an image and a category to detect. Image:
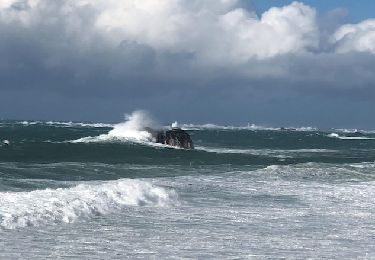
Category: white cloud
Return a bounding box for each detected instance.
[94,0,319,63]
[0,0,374,84]
[333,19,375,54]
[217,2,318,61]
[0,0,14,9]
[0,0,320,64]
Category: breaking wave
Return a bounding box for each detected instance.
[72,110,160,144]
[0,179,178,229]
[328,133,375,140]
[179,123,261,130]
[335,128,375,134]
[180,123,317,131]
[18,120,113,128]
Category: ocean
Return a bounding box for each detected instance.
[1,113,375,259]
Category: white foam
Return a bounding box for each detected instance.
[171,121,178,128]
[179,123,317,131]
[70,134,184,151]
[328,133,375,140]
[0,179,178,229]
[328,133,340,138]
[180,123,278,131]
[258,162,375,179]
[334,128,375,134]
[339,137,375,140]
[195,146,335,157]
[195,146,259,154]
[45,121,114,128]
[335,128,359,133]
[18,120,113,128]
[71,110,160,144]
[294,126,318,131]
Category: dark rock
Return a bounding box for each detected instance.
[146,127,194,149]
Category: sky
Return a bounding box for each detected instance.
[252,0,374,23]
[1,0,375,128]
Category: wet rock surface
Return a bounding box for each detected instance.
[147,127,194,149]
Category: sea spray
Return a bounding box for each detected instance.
[72,110,161,143]
[108,110,160,141]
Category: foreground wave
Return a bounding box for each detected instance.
[0,179,178,229]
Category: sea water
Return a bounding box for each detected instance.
[1,112,375,259]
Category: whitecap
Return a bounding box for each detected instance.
[0,179,178,229]
[328,133,375,140]
[195,146,336,157]
[71,110,160,144]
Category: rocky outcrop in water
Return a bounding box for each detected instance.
[146,127,194,149]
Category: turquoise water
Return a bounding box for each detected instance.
[1,120,375,259]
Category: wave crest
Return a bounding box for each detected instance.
[328,133,375,140]
[72,110,160,143]
[0,179,178,229]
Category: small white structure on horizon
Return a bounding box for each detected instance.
[171,121,179,129]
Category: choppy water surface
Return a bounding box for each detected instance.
[1,117,375,259]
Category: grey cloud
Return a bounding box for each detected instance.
[0,0,375,128]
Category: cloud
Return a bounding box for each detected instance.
[333,19,375,54]
[1,0,373,64]
[0,0,318,63]
[0,0,375,126]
